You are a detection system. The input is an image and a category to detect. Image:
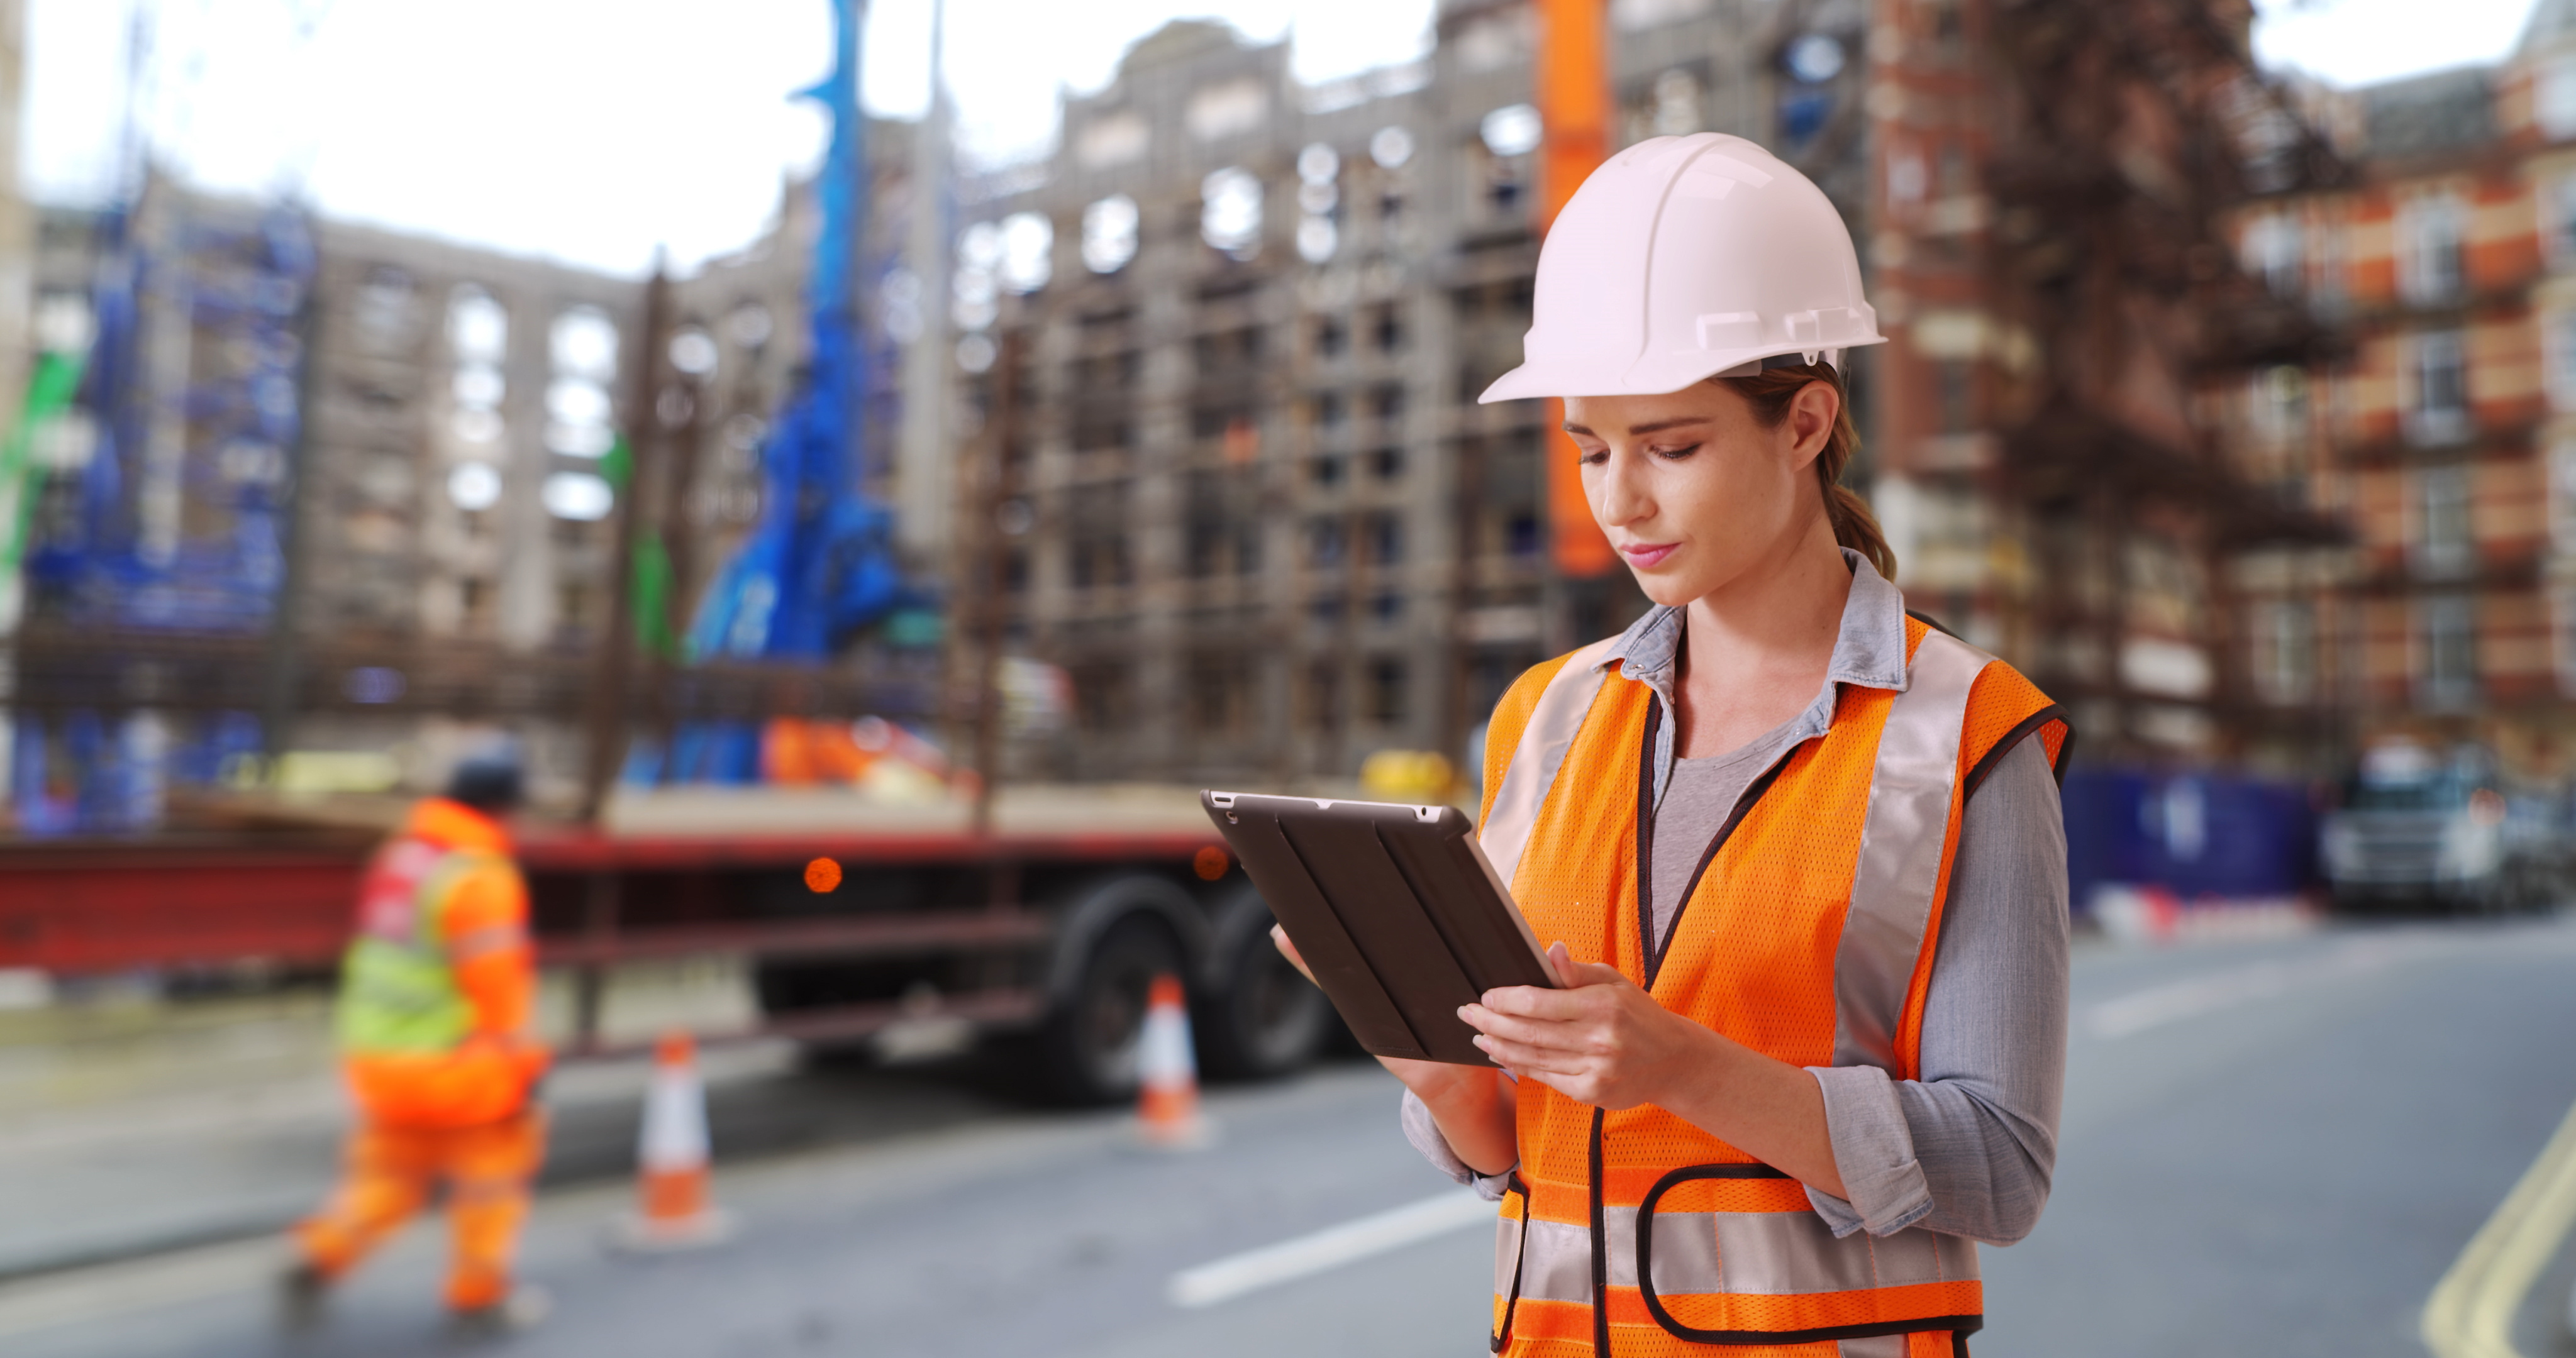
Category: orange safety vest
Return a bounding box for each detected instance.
[339,799,547,1129]
[1477,617,2068,1356]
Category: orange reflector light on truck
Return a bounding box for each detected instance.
[804,858,843,893]
[1193,846,1229,881]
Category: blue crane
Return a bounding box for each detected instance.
[686,0,906,664]
[665,0,914,785]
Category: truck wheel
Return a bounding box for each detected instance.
[1196,890,1334,1081]
[1036,915,1182,1105]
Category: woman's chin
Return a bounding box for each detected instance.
[1628,568,1703,610]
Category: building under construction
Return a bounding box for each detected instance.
[953,0,1875,787]
[4,123,935,824]
[1862,0,2350,770]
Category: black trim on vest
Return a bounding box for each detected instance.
[1906,607,1960,639]
[1587,1108,1609,1357]
[1633,1164,1984,1347]
[1634,695,1662,985]
[1644,745,1799,991]
[1490,1172,1531,1353]
[1960,704,2074,804]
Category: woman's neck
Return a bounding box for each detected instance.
[1672,516,1853,759]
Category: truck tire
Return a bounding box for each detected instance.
[1194,887,1335,1081]
[1035,914,1184,1105]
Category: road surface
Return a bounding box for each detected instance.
[5,913,2575,1356]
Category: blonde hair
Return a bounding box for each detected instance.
[1715,362,1897,582]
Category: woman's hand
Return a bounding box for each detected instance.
[1462,941,1848,1198]
[1460,942,1721,1112]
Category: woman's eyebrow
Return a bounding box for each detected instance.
[1559,417,1712,436]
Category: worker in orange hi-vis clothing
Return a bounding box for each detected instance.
[282,742,553,1336]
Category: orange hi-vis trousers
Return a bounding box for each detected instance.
[294,1108,545,1310]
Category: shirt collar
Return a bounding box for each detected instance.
[1596,548,1912,698]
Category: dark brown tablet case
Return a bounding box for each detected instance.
[1201,790,1557,1066]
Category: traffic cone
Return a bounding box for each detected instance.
[614,1031,733,1250]
[1135,974,1211,1149]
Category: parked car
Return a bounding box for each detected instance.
[2320,742,2563,914]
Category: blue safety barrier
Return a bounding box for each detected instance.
[2061,767,2320,910]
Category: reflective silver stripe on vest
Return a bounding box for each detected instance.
[1477,636,1621,892]
[1832,628,1992,1071]
[1502,1211,1979,1305]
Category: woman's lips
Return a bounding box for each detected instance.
[1618,541,1679,569]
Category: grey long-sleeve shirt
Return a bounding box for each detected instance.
[1402,556,2070,1246]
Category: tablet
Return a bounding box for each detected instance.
[1201,790,1558,1066]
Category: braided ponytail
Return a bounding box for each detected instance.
[1715,362,1897,583]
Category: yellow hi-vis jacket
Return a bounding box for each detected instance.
[1477,617,2068,1357]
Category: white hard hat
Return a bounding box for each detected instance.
[1479,133,1884,403]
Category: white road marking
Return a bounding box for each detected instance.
[1166,1188,1491,1308]
[2082,935,2433,1040]
[2422,1092,2576,1358]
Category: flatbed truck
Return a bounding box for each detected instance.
[0,785,1339,1103]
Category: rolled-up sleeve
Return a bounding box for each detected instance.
[1401,1088,1516,1201]
[1803,736,2069,1244]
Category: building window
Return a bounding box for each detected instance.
[2254,599,2316,705]
[1368,657,1407,724]
[2248,365,2309,444]
[2407,329,2469,445]
[2398,194,2467,305]
[1072,662,1132,734]
[2551,312,2576,411]
[2414,463,2473,579]
[1187,653,1253,739]
[2552,441,2576,555]
[2555,590,2576,697]
[2419,593,2477,709]
[1372,305,1406,353]
[2550,176,2576,263]
[2543,57,2576,140]
[1309,517,1347,567]
[2241,213,2302,296]
[1365,511,1404,565]
[1303,660,1341,730]
[1936,362,1974,434]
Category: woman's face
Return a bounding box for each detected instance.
[1563,380,1837,609]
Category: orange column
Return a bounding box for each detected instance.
[1534,0,1619,580]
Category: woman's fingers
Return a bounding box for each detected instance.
[1270,925,1318,986]
[1458,1002,1589,1052]
[1480,983,1617,1024]
[1472,1032,1588,1077]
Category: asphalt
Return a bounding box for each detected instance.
[3,914,2575,1356]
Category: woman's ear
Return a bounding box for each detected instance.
[1784,380,1839,470]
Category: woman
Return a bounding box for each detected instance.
[1281,135,2070,1357]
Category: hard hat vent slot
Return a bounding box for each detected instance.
[1695,312,1762,350]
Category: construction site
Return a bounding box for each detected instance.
[1,0,2575,1354]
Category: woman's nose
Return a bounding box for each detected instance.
[1594,448,1651,527]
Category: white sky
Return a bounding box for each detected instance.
[16,0,2551,279]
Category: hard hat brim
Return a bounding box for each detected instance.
[1476,334,1887,404]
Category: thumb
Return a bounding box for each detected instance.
[1547,941,1628,990]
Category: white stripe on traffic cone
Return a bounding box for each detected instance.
[613,1030,734,1250]
[1135,974,1211,1149]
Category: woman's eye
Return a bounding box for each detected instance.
[1577,446,1609,466]
[1650,443,1702,461]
